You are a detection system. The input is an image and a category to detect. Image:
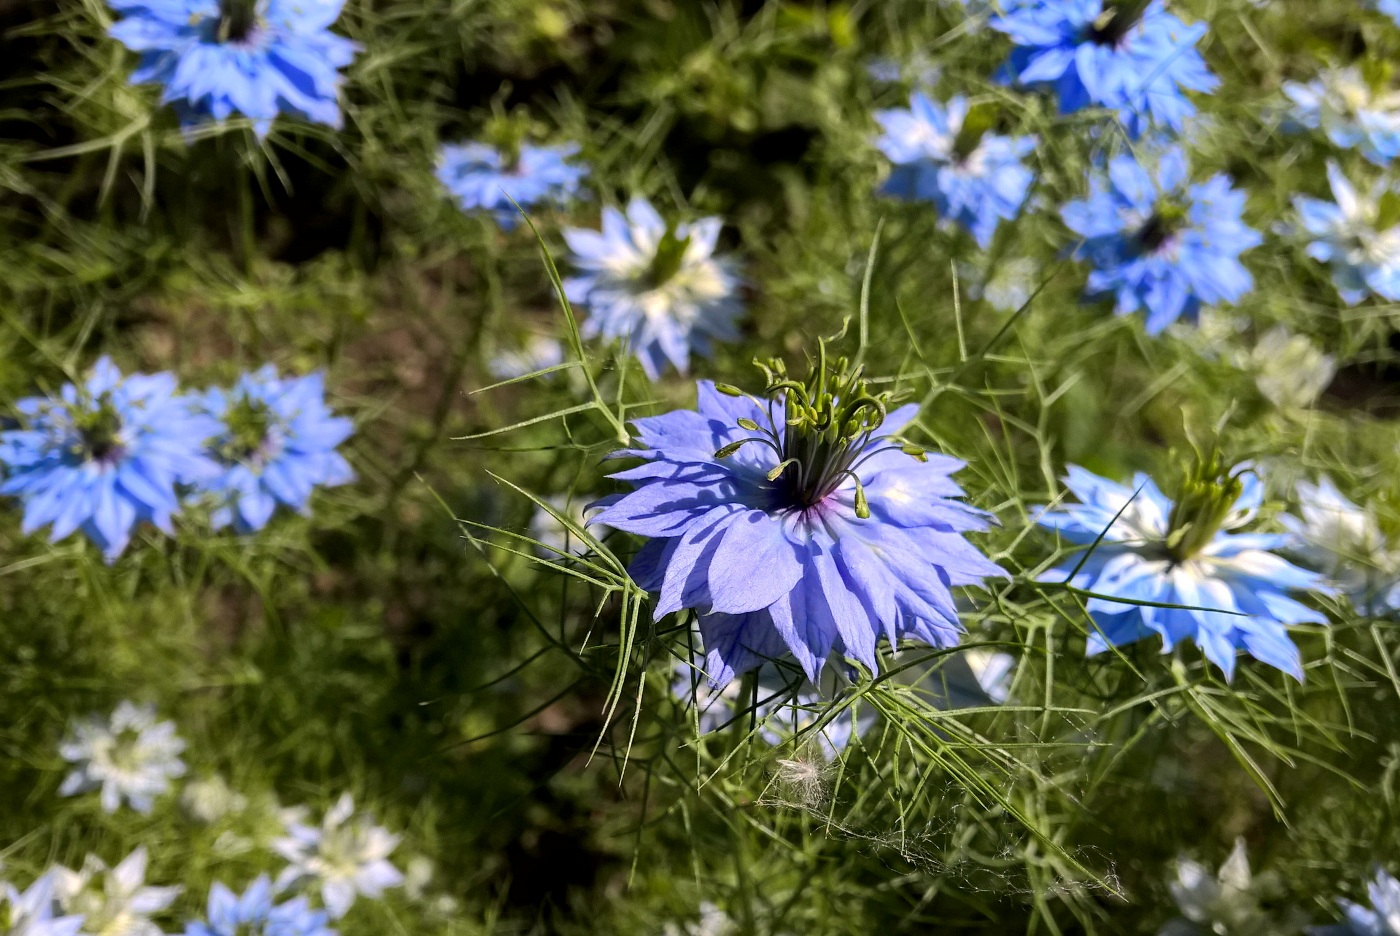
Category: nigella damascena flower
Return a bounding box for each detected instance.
[1293,163,1400,306]
[0,875,85,936]
[874,93,1036,248]
[108,0,359,136]
[50,847,181,936]
[562,197,743,381]
[1061,146,1259,334]
[487,334,565,381]
[1159,839,1283,936]
[1281,477,1400,617]
[1246,326,1335,412]
[185,876,336,936]
[0,357,220,562]
[437,141,587,230]
[192,367,353,533]
[1310,868,1400,936]
[991,0,1218,137]
[592,348,1005,686]
[1283,68,1400,167]
[58,701,187,814]
[1036,457,1332,680]
[273,794,403,919]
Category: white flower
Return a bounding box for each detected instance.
[57,702,186,815]
[487,334,565,382]
[1294,163,1400,305]
[1,875,85,936]
[1160,839,1264,935]
[49,847,180,936]
[1283,67,1400,166]
[662,904,736,936]
[179,775,248,825]
[1281,477,1400,615]
[273,794,404,919]
[1247,326,1335,410]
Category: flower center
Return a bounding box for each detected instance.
[952,102,997,164]
[219,397,276,467]
[216,0,260,43]
[73,395,126,466]
[1136,200,1188,254]
[1086,0,1150,46]
[713,339,928,518]
[1164,453,1245,561]
[644,227,693,289]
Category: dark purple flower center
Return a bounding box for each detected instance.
[74,395,126,466]
[1136,200,1188,254]
[216,0,259,43]
[713,341,928,518]
[1086,0,1151,47]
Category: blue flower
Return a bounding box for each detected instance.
[562,197,743,381]
[436,141,587,230]
[108,0,359,136]
[185,876,336,936]
[1061,146,1259,334]
[0,357,219,562]
[1310,868,1400,936]
[592,352,1004,687]
[1376,0,1400,26]
[1,875,85,936]
[192,367,353,532]
[1035,459,1332,680]
[874,93,1036,248]
[1281,477,1400,617]
[1283,68,1400,167]
[1293,162,1400,306]
[991,0,1218,137]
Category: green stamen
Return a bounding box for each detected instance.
[72,395,125,464]
[1164,451,1246,562]
[219,398,274,464]
[645,227,693,289]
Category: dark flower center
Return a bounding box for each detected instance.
[73,395,126,465]
[644,227,693,290]
[1164,451,1245,562]
[713,338,928,518]
[217,0,260,43]
[1136,200,1188,254]
[1086,0,1151,46]
[218,397,275,466]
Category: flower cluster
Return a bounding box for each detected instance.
[1061,146,1259,333]
[875,92,1036,247]
[0,359,354,561]
[108,0,359,136]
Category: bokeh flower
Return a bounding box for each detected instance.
[437,141,587,230]
[1036,458,1331,680]
[0,357,220,561]
[57,701,187,814]
[1159,839,1283,936]
[874,92,1036,248]
[49,847,180,936]
[562,196,743,381]
[1247,326,1335,411]
[1281,477,1400,617]
[1293,163,1400,306]
[991,0,1218,137]
[193,367,353,533]
[487,335,565,382]
[1284,67,1400,167]
[273,794,403,919]
[1310,867,1400,936]
[593,349,1004,687]
[0,875,85,936]
[185,876,335,936]
[108,0,358,135]
[1062,146,1259,334]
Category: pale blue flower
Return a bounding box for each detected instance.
[1,875,85,936]
[50,847,180,936]
[1375,0,1400,27]
[1036,461,1332,680]
[57,701,187,814]
[0,357,221,561]
[1283,67,1400,167]
[436,142,587,230]
[185,876,335,936]
[487,335,565,381]
[592,362,1004,687]
[193,367,353,532]
[1294,163,1400,306]
[875,93,1036,248]
[991,0,1218,137]
[108,0,359,136]
[273,794,403,919]
[1311,868,1400,936]
[1061,146,1260,334]
[1281,477,1400,617]
[562,197,743,381]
